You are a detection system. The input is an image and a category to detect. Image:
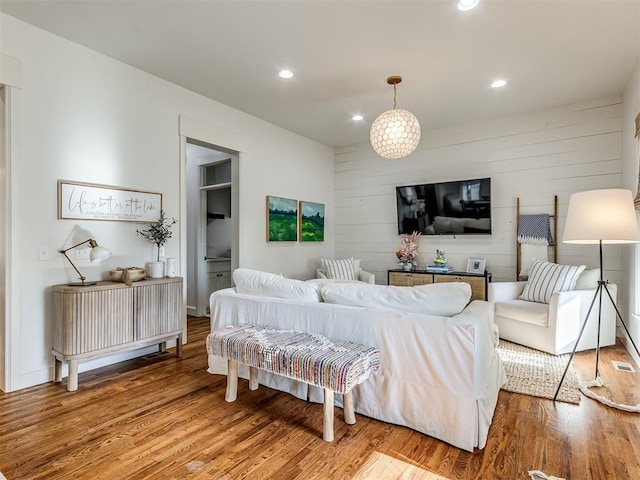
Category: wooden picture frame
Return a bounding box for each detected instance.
[58,180,162,222]
[266,195,297,242]
[466,257,486,274]
[299,201,325,242]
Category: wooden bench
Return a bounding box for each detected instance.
[206,324,380,441]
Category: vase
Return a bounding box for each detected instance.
[403,264,412,271]
[146,261,165,278]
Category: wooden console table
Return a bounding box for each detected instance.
[52,277,184,391]
[388,269,491,301]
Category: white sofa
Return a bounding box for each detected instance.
[488,270,617,355]
[208,269,506,452]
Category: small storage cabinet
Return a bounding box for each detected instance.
[52,277,184,391]
[388,269,491,302]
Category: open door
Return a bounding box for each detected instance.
[185,142,238,317]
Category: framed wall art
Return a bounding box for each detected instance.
[58,180,162,222]
[299,201,325,242]
[266,195,297,241]
[466,257,486,274]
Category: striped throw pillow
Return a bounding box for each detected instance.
[520,260,586,304]
[320,258,358,281]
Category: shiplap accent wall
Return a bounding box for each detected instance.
[334,96,624,288]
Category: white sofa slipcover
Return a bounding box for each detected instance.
[488,280,617,355]
[208,283,505,452]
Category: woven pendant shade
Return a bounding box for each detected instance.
[370,76,421,159]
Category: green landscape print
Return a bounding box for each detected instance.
[267,196,297,241]
[299,201,325,242]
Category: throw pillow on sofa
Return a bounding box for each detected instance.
[320,281,471,317]
[232,268,321,302]
[519,259,586,304]
[320,257,360,281]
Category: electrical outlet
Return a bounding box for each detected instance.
[74,248,90,260]
[159,246,165,257]
[38,246,49,261]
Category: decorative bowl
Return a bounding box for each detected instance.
[109,267,146,284]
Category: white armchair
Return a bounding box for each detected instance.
[488,274,616,355]
[316,267,375,284]
[316,257,375,284]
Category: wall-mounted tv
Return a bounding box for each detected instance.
[396,178,492,235]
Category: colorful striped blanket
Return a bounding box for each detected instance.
[207,325,380,394]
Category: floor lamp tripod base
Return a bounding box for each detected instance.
[553,280,640,412]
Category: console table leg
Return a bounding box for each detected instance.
[343,391,356,425]
[54,357,62,383]
[226,360,238,402]
[176,333,183,358]
[249,366,259,390]
[323,388,334,442]
[67,359,78,392]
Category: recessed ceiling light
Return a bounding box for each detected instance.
[491,79,507,88]
[278,70,294,79]
[457,0,479,11]
[352,114,364,121]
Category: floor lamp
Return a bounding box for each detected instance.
[553,189,640,411]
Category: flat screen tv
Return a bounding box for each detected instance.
[396,178,492,235]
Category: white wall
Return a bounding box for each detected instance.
[334,96,624,289]
[622,54,640,363]
[1,13,334,391]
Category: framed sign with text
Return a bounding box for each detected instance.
[57,180,162,222]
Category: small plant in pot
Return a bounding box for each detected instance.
[137,210,177,278]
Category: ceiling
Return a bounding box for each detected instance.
[1,0,639,149]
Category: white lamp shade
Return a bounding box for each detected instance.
[563,189,640,244]
[90,245,112,262]
[370,108,421,159]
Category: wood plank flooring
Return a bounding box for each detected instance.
[1,316,639,479]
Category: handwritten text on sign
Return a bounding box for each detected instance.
[58,181,162,222]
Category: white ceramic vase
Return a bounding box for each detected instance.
[146,261,165,278]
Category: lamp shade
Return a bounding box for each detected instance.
[90,245,112,262]
[370,108,421,159]
[563,189,640,244]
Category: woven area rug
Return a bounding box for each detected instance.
[497,340,581,404]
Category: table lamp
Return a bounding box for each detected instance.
[59,238,112,286]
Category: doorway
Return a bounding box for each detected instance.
[185,141,239,317]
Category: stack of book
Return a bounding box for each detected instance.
[425,265,454,273]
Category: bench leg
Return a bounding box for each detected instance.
[249,366,259,391]
[323,388,334,442]
[343,391,356,425]
[226,360,238,402]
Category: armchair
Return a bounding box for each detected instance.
[316,257,375,284]
[488,273,616,355]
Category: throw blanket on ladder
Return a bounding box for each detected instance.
[518,214,553,246]
[518,214,553,277]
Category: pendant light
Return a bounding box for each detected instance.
[370,76,421,159]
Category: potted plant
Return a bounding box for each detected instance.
[137,210,177,278]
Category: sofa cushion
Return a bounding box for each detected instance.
[320,281,471,317]
[494,299,549,327]
[232,268,321,302]
[320,257,359,280]
[520,260,586,304]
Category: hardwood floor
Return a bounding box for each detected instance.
[1,316,639,479]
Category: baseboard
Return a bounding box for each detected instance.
[618,315,640,368]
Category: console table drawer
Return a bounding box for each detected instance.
[388,270,490,302]
[388,271,433,287]
[433,274,487,301]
